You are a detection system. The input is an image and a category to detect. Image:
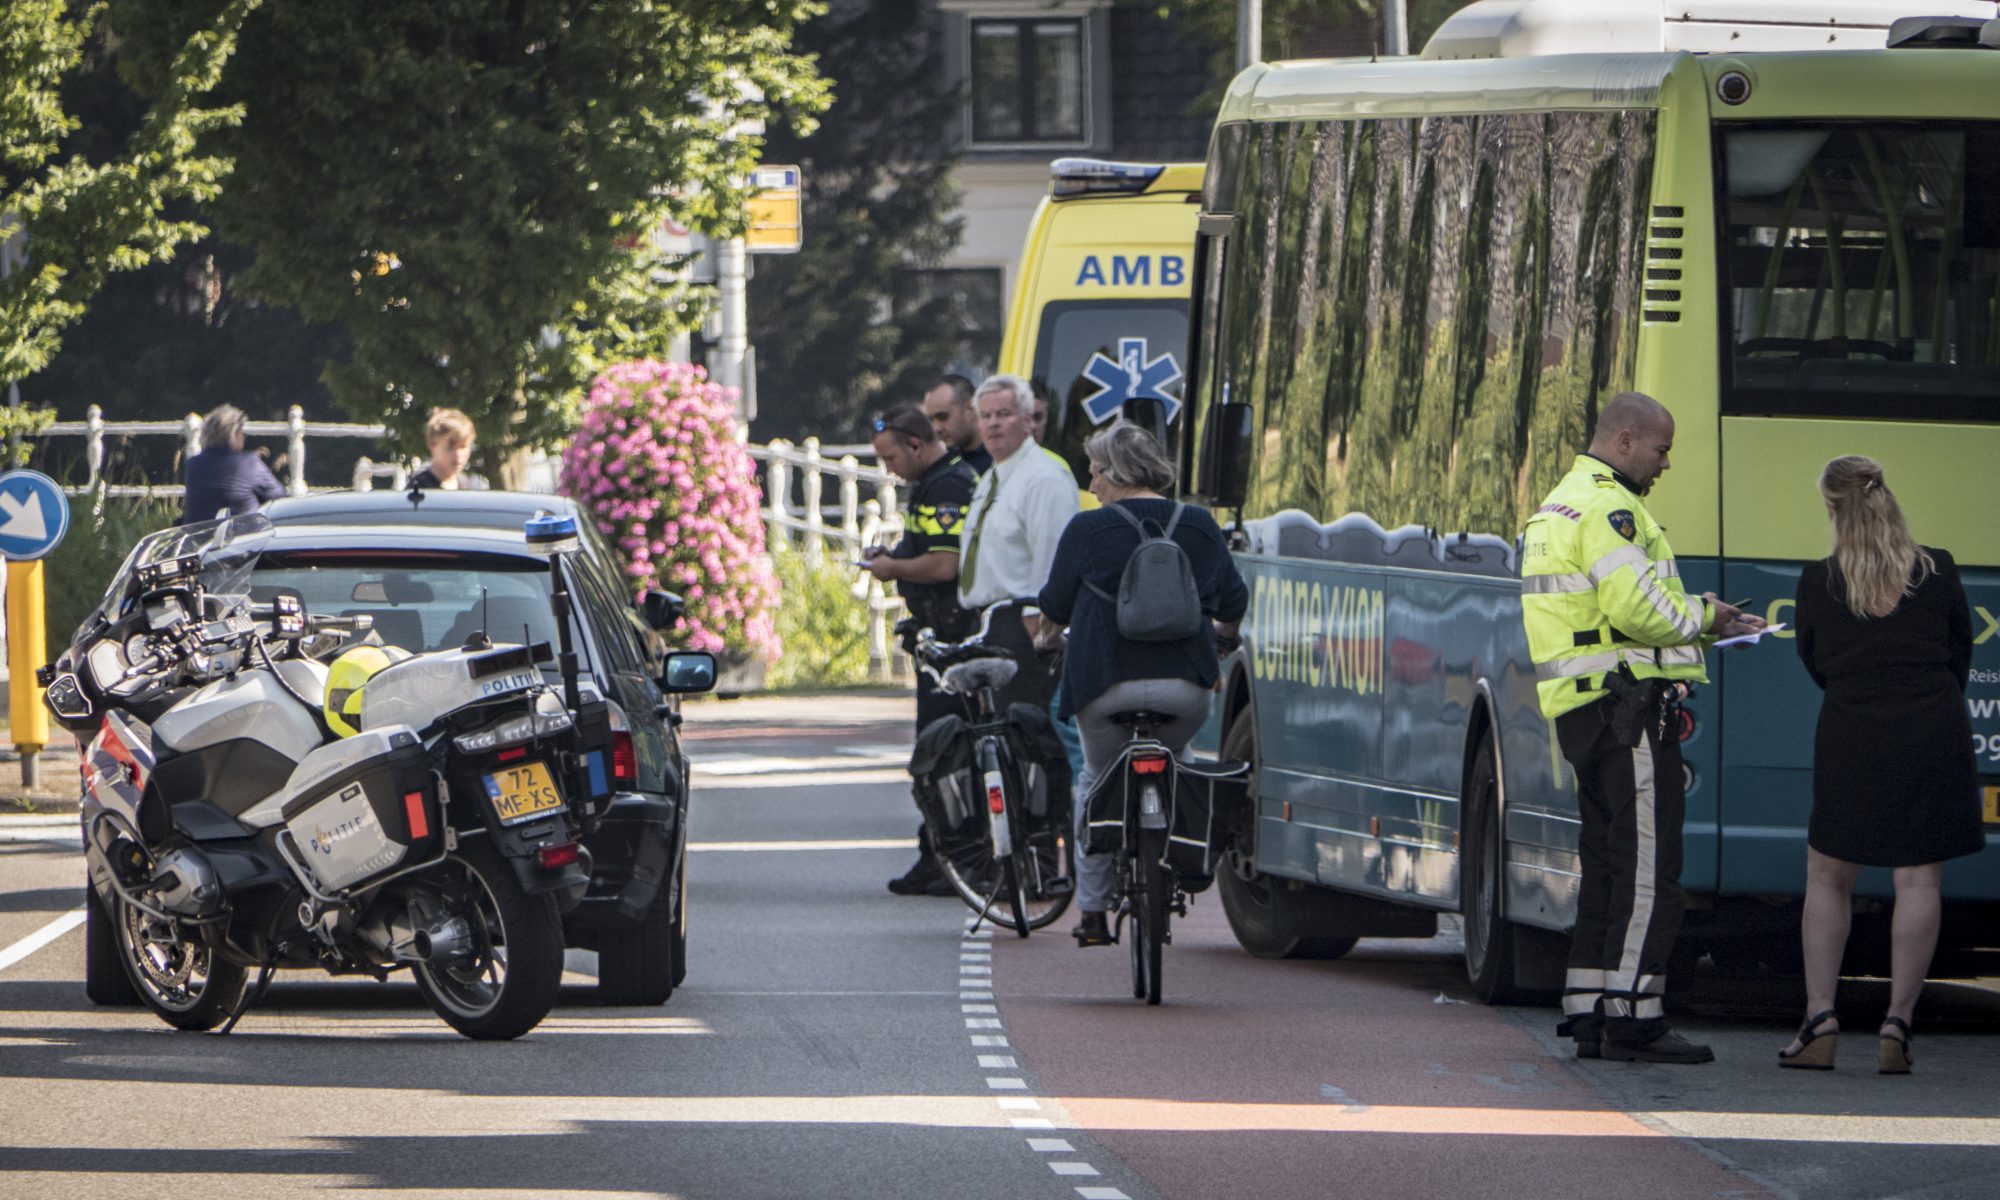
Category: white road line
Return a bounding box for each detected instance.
[965,1018,1003,1029]
[1011,1117,1056,1130]
[1077,1189,1131,1200]
[1050,1162,1100,1177]
[691,768,909,791]
[0,827,81,845]
[1028,1139,1074,1153]
[962,1005,998,1015]
[996,1097,1040,1110]
[689,839,916,852]
[986,1077,1028,1090]
[976,1054,1015,1068]
[969,1035,1008,1047]
[0,908,85,973]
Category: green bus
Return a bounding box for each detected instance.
[1176,0,2000,1000]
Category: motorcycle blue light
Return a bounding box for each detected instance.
[525,514,580,556]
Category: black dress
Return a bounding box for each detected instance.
[1794,548,1983,867]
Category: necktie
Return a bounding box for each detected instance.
[958,470,1002,600]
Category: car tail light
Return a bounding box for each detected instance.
[1131,754,1170,776]
[607,700,637,787]
[536,842,581,869]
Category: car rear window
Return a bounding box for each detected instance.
[250,552,565,655]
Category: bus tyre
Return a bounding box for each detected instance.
[84,886,139,1007]
[1217,710,1356,960]
[1461,733,1529,1005]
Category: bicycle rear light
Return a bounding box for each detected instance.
[1131,755,1170,776]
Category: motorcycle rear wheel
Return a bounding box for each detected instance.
[109,891,245,1031]
[412,842,565,1040]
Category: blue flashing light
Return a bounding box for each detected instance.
[1050,158,1165,199]
[525,513,581,556]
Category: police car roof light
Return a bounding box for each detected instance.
[524,513,579,556]
[1050,158,1164,200]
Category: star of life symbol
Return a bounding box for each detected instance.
[1079,337,1182,425]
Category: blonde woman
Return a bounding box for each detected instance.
[1778,456,1981,1073]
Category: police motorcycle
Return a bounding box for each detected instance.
[42,512,620,1040]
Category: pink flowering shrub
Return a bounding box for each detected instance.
[560,360,781,661]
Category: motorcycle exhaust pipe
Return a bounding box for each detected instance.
[409,918,473,963]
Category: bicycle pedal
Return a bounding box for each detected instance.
[1042,877,1075,897]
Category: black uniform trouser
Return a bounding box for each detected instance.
[1554,692,1686,1043]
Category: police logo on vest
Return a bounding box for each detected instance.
[1607,510,1637,541]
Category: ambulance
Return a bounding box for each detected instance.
[997,159,1203,483]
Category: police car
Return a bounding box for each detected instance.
[258,489,701,1005]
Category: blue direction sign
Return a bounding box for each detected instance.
[0,470,70,560]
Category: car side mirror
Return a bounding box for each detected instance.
[659,650,717,694]
[640,589,685,631]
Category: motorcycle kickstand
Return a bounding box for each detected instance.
[214,962,277,1036]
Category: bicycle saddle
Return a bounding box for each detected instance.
[1110,709,1177,729]
[941,657,1018,695]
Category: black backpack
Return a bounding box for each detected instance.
[1084,502,1203,642]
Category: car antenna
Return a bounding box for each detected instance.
[464,586,493,650]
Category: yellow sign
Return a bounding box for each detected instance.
[746,165,802,254]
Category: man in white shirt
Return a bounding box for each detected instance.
[957,375,1079,622]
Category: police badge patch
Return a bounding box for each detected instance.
[1607,509,1637,541]
[934,503,964,533]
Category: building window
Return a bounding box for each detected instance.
[970,18,1086,144]
[900,267,1005,380]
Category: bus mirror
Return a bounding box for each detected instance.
[1122,395,1170,446]
[1208,401,1254,509]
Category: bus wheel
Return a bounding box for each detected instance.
[1462,732,1529,1004]
[1217,711,1356,962]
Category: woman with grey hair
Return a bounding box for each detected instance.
[1036,422,1248,947]
[182,403,287,525]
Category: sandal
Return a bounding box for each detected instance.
[1878,1016,1914,1075]
[1778,1008,1839,1070]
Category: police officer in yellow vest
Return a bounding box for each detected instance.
[1522,392,1762,1064]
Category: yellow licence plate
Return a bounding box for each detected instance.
[484,761,564,825]
[1985,786,2000,826]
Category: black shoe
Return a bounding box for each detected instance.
[924,874,958,897]
[1602,1030,1714,1064]
[1558,1015,1603,1059]
[887,858,943,896]
[1072,911,1111,947]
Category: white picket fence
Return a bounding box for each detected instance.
[33,404,399,497]
[744,436,910,682]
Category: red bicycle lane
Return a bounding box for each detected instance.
[990,897,1769,1200]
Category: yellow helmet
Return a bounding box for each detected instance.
[323,645,411,738]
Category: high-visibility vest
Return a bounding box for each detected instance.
[1521,454,1713,720]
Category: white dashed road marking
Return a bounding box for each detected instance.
[0,908,85,973]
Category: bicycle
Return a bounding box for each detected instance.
[1094,711,1187,1005]
[906,602,1075,937]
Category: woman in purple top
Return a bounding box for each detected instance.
[181,405,287,525]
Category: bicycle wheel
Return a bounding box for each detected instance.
[937,748,1074,932]
[1125,859,1149,1000]
[1137,829,1169,1005]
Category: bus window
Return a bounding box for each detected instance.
[1720,122,2000,423]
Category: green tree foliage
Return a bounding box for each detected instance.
[111,0,830,478]
[0,0,258,387]
[746,0,967,441]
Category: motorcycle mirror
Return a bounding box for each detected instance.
[659,651,718,695]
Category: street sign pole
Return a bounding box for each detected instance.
[0,470,71,788]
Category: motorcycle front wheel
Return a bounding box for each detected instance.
[109,890,246,1031]
[411,842,565,1040]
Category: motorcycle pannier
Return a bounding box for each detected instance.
[1082,750,1250,880]
[281,727,441,891]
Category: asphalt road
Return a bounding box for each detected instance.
[2,693,1997,1200]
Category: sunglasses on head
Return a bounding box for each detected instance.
[873,417,928,439]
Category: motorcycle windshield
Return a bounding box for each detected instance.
[86,513,273,633]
